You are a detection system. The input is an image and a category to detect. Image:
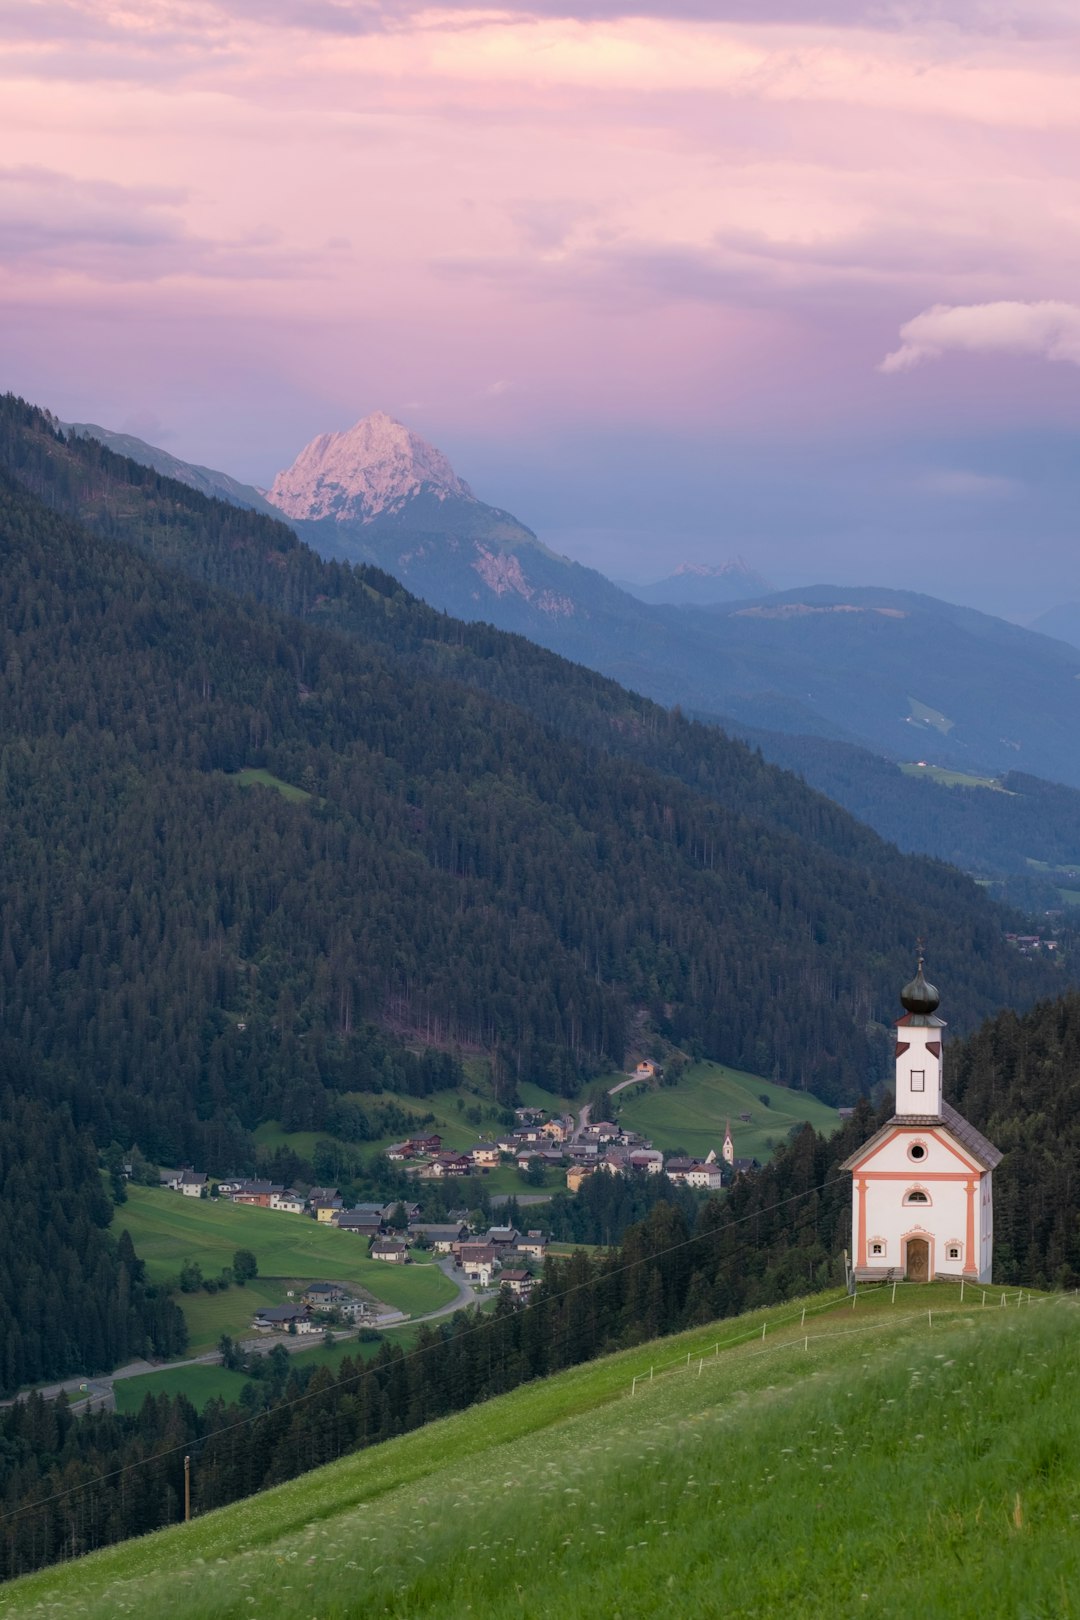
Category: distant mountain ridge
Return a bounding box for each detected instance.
[1029,602,1080,653]
[61,420,278,515]
[53,408,1080,790]
[620,558,773,605]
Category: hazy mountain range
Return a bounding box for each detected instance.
[57,410,1080,792]
[1029,601,1080,653]
[616,559,774,606]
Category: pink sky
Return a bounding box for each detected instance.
[4,1,1080,609]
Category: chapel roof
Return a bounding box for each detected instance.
[840,1101,1001,1172]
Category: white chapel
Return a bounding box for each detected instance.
[842,959,1001,1284]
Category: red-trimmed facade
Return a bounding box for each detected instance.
[842,965,1000,1284]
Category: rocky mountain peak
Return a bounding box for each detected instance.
[268,411,474,523]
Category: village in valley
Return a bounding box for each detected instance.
[154,1057,769,1344]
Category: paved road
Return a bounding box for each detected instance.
[608,1075,649,1096]
[423,1256,482,1318]
[3,1263,485,1413]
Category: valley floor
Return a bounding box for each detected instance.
[3,1282,1077,1619]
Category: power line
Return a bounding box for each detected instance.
[0,1170,851,1532]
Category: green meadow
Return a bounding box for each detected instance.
[113,1187,457,1351]
[113,1325,422,1413]
[906,696,955,735]
[5,1283,1077,1619]
[1024,857,1080,908]
[613,1060,841,1162]
[255,1080,562,1195]
[229,767,312,803]
[255,1081,506,1160]
[900,761,1005,790]
[112,1363,252,1415]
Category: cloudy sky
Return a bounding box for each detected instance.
[4,0,1080,617]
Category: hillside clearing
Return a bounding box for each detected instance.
[613,1060,840,1162]
[228,767,312,803]
[900,762,1005,791]
[113,1187,457,1351]
[5,1284,1076,1618]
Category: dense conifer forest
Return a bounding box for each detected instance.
[0,1075,186,1395]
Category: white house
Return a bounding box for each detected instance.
[683,1160,724,1192]
[842,960,1001,1284]
[161,1168,207,1197]
[270,1189,305,1214]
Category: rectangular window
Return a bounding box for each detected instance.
[871,1242,884,1256]
[910,1069,925,1093]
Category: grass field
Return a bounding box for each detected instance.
[906,696,955,735]
[113,1363,252,1415]
[6,1282,1077,1619]
[514,1078,585,1116]
[113,1325,422,1412]
[1023,857,1080,909]
[229,767,312,803]
[613,1059,841,1162]
[254,1080,510,1161]
[900,761,1005,790]
[254,1081,564,1195]
[113,1187,457,1351]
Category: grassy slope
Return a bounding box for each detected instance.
[899,762,1005,791]
[254,1082,506,1157]
[229,767,312,804]
[5,1284,1077,1619]
[256,1063,828,1184]
[613,1061,841,1161]
[114,1188,457,1351]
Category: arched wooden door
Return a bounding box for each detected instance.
[906,1237,929,1282]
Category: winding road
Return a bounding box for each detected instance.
[4,1256,487,1415]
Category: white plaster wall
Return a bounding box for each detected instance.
[861,1176,968,1274]
[895,1025,943,1115]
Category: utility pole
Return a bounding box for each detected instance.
[184,1455,191,1524]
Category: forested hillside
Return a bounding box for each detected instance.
[0,1074,186,1394]
[25,394,1080,905]
[949,989,1080,1286]
[733,724,1080,895]
[0,394,1068,892]
[0,398,1065,1172]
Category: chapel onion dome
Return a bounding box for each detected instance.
[901,960,940,1016]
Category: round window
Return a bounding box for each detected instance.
[908,1142,927,1162]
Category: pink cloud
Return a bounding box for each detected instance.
[881,300,1080,372]
[3,0,1080,473]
